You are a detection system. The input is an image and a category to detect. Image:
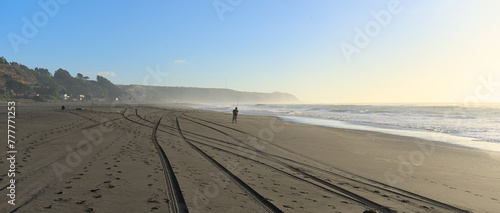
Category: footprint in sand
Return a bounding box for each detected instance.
[306,198,317,202]
[147,198,160,203]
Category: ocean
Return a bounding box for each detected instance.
[196,103,500,152]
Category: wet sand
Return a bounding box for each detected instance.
[1,102,499,212]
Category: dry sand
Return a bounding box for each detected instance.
[1,102,499,212]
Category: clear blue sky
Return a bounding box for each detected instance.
[2,0,499,103]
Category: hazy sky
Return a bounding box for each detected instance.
[2,0,499,103]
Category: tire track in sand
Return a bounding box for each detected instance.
[151,117,189,213]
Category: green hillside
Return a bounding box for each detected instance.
[0,56,123,101]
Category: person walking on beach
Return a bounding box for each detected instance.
[232,107,238,123]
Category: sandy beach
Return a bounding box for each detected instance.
[1,102,499,212]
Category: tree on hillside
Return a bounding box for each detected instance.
[55,68,87,96]
[32,67,63,95]
[0,57,8,64]
[77,73,89,80]
[9,62,19,67]
[97,75,123,97]
[54,68,72,80]
[35,67,51,76]
[97,75,111,84]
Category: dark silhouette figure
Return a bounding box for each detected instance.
[61,105,65,110]
[232,107,238,123]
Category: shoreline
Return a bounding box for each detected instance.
[194,104,500,153]
[277,115,500,153]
